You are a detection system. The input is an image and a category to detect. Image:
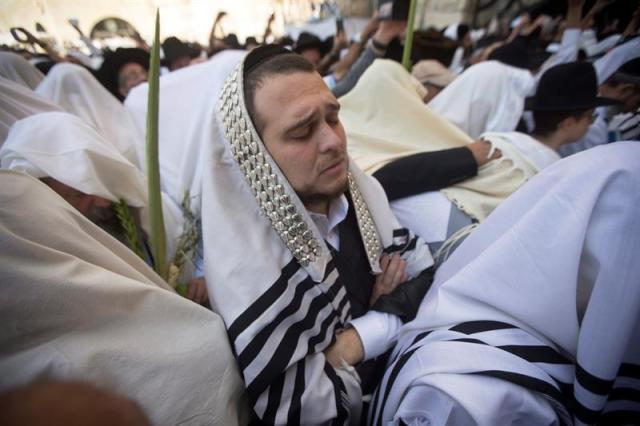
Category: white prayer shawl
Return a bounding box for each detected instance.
[125,50,247,214]
[594,36,640,84]
[339,59,471,174]
[0,51,44,89]
[36,63,141,168]
[0,112,184,261]
[0,77,60,145]
[441,131,560,222]
[0,169,249,426]
[370,142,640,425]
[429,61,536,139]
[202,56,434,425]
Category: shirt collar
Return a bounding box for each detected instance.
[308,194,349,240]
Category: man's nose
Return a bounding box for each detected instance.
[318,124,344,153]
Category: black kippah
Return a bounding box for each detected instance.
[244,44,293,76]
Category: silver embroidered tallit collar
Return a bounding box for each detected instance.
[218,50,382,270]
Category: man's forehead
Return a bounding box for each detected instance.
[256,71,337,112]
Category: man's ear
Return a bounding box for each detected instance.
[558,115,577,132]
[619,83,637,98]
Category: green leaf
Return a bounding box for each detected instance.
[146,9,168,280]
[402,0,418,71]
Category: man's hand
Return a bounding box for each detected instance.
[467,138,501,167]
[370,254,408,307]
[187,276,209,305]
[324,328,364,367]
[373,20,407,46]
[331,31,348,55]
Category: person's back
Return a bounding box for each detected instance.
[0,169,248,425]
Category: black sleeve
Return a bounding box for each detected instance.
[371,267,435,323]
[372,147,478,201]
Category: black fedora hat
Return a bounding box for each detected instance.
[97,47,149,99]
[525,62,619,111]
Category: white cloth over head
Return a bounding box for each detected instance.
[370,141,640,425]
[339,59,471,174]
[0,51,44,89]
[0,76,60,145]
[429,60,536,139]
[0,112,184,260]
[125,50,247,213]
[0,169,248,426]
[36,62,142,167]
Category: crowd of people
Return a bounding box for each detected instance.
[1,0,639,424]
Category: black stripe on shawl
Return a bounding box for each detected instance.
[369,330,433,422]
[597,410,640,425]
[499,345,572,365]
[375,347,421,426]
[262,371,286,425]
[572,397,604,425]
[228,258,301,341]
[449,320,517,334]
[449,338,572,365]
[392,228,409,238]
[383,235,418,255]
[608,387,640,403]
[576,363,615,396]
[286,360,306,426]
[237,275,316,371]
[245,288,339,400]
[618,363,640,380]
[323,363,350,425]
[308,305,340,354]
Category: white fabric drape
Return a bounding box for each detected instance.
[0,52,44,89]
[36,63,141,167]
[339,59,471,174]
[371,142,640,425]
[125,50,247,214]
[0,169,248,426]
[594,37,640,84]
[0,112,184,261]
[429,61,536,139]
[0,77,60,145]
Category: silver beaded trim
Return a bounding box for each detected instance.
[219,64,320,267]
[347,172,382,264]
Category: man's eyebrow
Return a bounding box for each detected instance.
[284,112,316,134]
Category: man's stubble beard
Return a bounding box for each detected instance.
[297,171,349,210]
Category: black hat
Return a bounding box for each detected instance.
[294,32,324,54]
[489,38,551,71]
[97,47,149,99]
[162,36,190,65]
[525,62,619,111]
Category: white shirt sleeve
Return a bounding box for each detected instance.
[349,310,402,361]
